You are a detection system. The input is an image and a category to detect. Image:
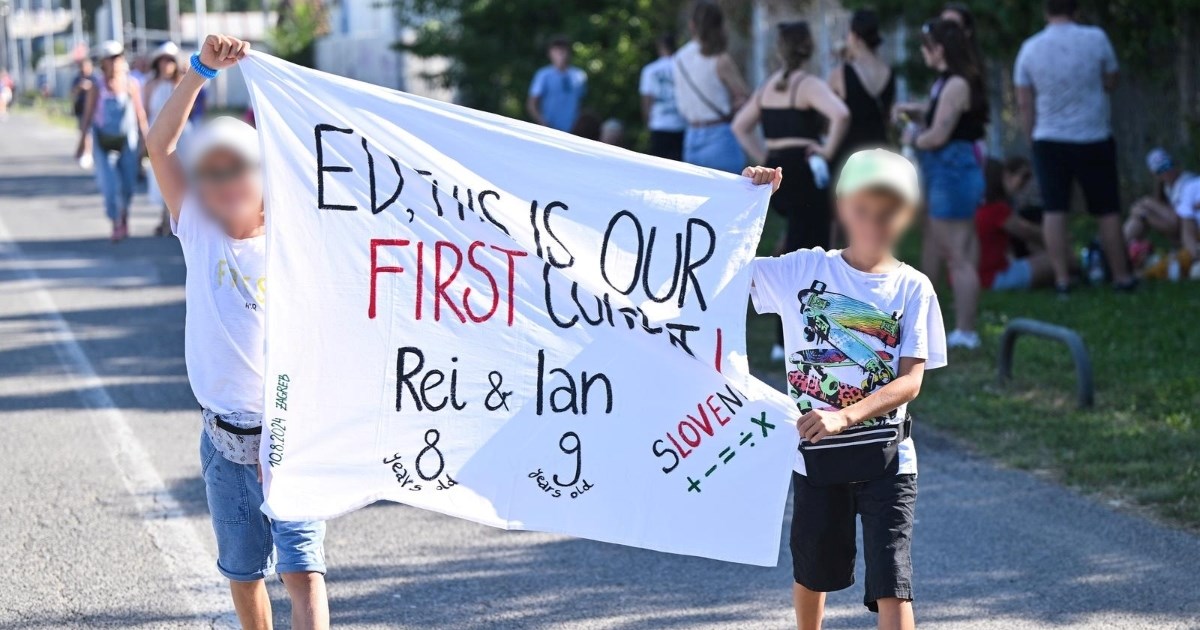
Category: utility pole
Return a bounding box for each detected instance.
[20,0,32,89]
[194,0,205,45]
[166,0,178,43]
[107,0,122,43]
[69,0,82,50]
[42,0,54,94]
[0,0,9,75]
[120,0,129,46]
[134,0,144,51]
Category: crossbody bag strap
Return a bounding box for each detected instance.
[674,57,731,123]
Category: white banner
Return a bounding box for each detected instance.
[242,53,798,566]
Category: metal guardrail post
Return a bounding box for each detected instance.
[997,318,1094,409]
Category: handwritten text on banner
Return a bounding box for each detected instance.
[242,53,797,566]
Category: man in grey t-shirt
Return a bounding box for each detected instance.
[1014,0,1134,293]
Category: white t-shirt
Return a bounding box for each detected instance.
[1167,171,1200,223]
[751,249,948,476]
[639,56,686,132]
[1013,22,1119,143]
[173,198,267,415]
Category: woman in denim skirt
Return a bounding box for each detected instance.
[672,1,750,173]
[908,19,987,350]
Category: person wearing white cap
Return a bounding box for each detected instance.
[1123,147,1199,266]
[143,41,188,236]
[743,149,945,630]
[74,40,149,242]
[145,34,331,629]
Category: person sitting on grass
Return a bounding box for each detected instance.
[1001,156,1044,258]
[745,149,946,630]
[1123,148,1199,271]
[145,34,330,629]
[976,158,1059,291]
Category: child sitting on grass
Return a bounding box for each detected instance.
[744,149,947,630]
[145,34,330,629]
[976,158,1058,291]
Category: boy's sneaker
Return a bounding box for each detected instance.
[947,329,980,350]
[770,344,785,362]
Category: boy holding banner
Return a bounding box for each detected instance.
[745,150,946,630]
[145,35,330,630]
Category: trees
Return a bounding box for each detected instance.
[270,0,326,66]
[395,0,679,131]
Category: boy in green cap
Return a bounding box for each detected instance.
[744,149,947,630]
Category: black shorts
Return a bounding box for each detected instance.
[648,130,684,161]
[1032,138,1120,215]
[790,472,917,612]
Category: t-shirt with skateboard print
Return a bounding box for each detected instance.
[751,248,947,476]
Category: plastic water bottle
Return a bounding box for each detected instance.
[1167,256,1181,282]
[808,154,830,189]
[900,122,920,162]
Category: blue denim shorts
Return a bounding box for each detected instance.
[990,258,1033,291]
[200,430,327,581]
[920,141,984,221]
[683,123,745,174]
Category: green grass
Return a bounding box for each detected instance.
[746,213,1200,529]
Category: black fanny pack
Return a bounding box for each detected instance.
[799,415,911,486]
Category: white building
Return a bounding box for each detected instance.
[315,0,450,100]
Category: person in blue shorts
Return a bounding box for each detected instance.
[146,34,330,629]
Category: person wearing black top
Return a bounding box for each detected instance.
[831,10,896,164]
[908,18,987,350]
[733,21,849,255]
[733,21,849,360]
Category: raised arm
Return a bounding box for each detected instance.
[805,78,850,160]
[731,89,765,164]
[146,35,249,221]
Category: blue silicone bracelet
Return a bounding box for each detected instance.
[190,52,219,79]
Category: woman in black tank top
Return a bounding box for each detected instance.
[732,21,849,255]
[831,10,896,166]
[732,21,849,357]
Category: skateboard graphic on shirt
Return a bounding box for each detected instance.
[796,280,901,391]
[787,280,905,429]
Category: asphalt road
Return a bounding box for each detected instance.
[1,112,1198,630]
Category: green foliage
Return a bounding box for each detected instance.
[846,0,1187,78]
[269,1,324,67]
[396,0,680,130]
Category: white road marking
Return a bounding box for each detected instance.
[0,219,239,629]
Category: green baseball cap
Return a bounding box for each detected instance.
[835,149,920,207]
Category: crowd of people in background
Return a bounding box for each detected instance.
[524,0,1198,355]
[31,0,1199,328]
[60,38,208,242]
